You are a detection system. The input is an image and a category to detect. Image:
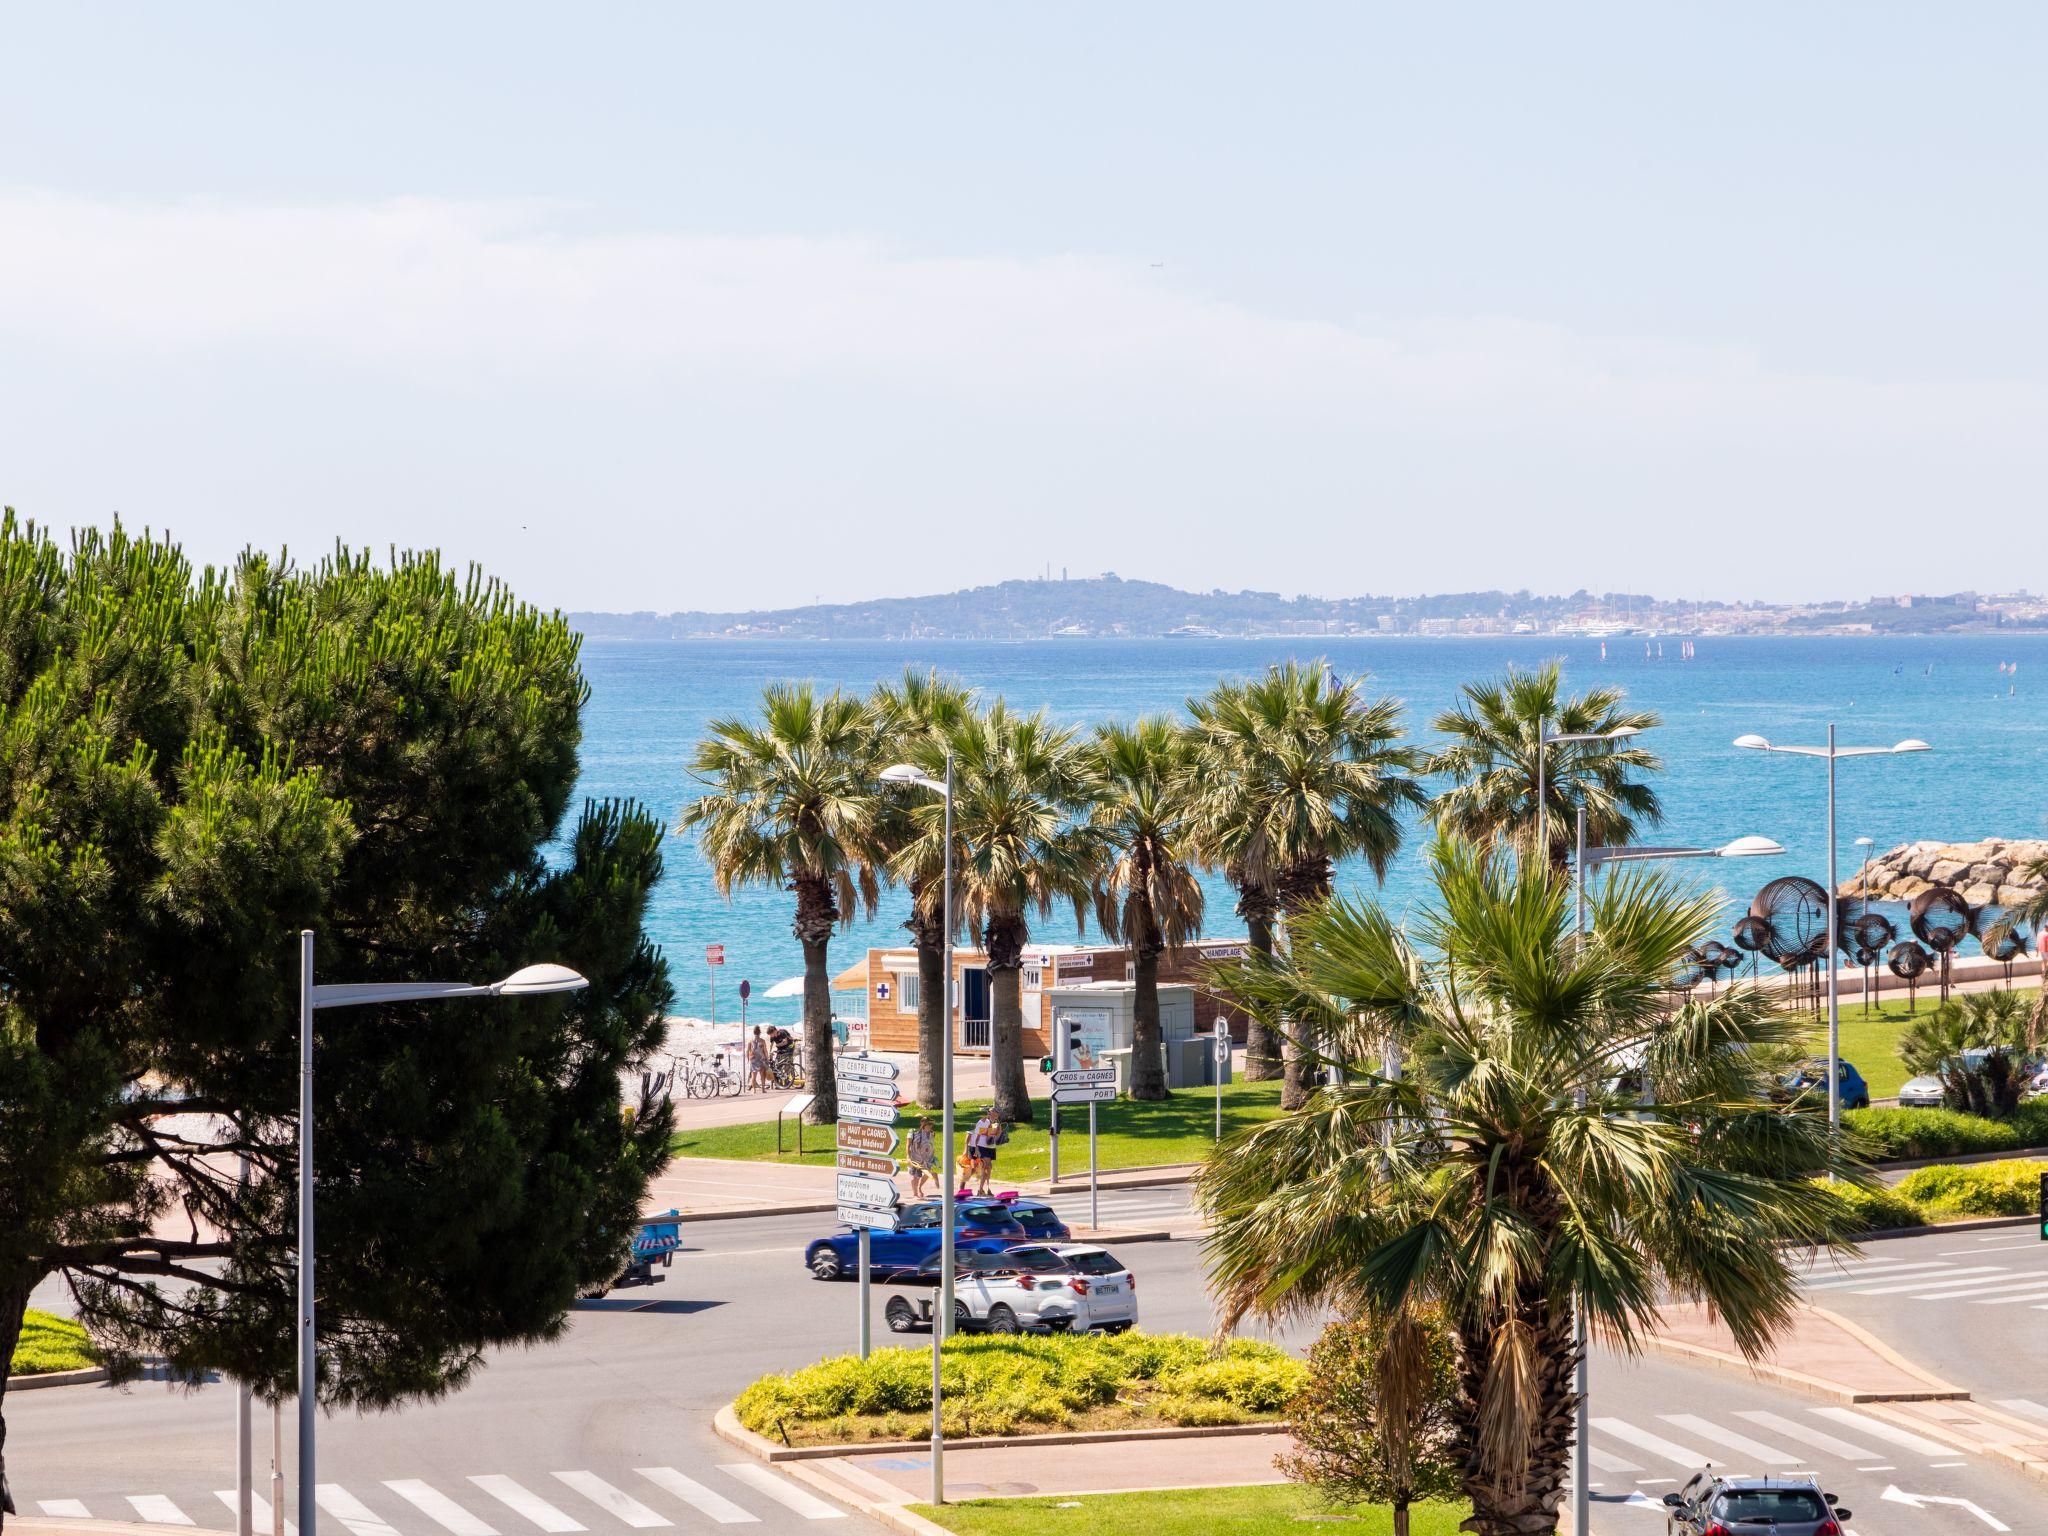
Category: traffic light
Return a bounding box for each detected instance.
[1059,1017,1086,1072]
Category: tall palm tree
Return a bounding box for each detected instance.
[1425,660,1661,871]
[678,682,881,1124]
[923,702,1099,1124]
[1087,717,1205,1101]
[1200,837,1862,1536]
[1187,661,1425,1108]
[870,668,977,1106]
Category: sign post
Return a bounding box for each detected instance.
[835,1053,901,1359]
[1212,1024,1230,1141]
[1050,1066,1115,1228]
[1089,1101,1099,1231]
[2039,1171,2047,1242]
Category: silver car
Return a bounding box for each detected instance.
[1898,1046,2043,1109]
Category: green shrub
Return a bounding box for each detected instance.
[10,1310,97,1376]
[1279,1311,1463,1516]
[1895,1160,2045,1216]
[1153,1393,1254,1426]
[1811,1180,1925,1236]
[1845,1107,2023,1161]
[1162,1355,1307,1412]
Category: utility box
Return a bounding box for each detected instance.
[1046,981,1201,1087]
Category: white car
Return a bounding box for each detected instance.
[880,1243,1137,1335]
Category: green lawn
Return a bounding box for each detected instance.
[1794,982,2040,1100]
[670,1078,1285,1180]
[910,1487,1470,1536]
[11,1309,97,1375]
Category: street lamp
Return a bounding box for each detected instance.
[1732,730,1930,1127]
[295,939,587,1536]
[1535,721,1642,864]
[1567,811,1782,1536]
[879,758,956,1508]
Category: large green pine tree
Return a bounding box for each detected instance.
[0,516,674,1514]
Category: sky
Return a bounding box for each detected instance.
[3,4,2044,612]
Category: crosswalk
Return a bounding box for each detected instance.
[1051,1186,1200,1232]
[35,1465,847,1532]
[1574,1403,1972,1490]
[1796,1236,2048,1308]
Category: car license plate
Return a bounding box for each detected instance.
[1094,1282,1120,1294]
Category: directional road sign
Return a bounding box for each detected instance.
[836,1152,899,1178]
[836,1173,899,1208]
[836,1056,900,1083]
[837,1122,898,1155]
[836,1205,900,1231]
[1051,1067,1117,1087]
[838,1098,900,1125]
[1052,1084,1116,1105]
[835,1076,899,1105]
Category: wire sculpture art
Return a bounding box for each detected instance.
[1908,885,1972,1002]
[1888,938,1931,1014]
[1750,875,1831,1011]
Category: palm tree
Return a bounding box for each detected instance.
[1200,837,1861,1536]
[1087,717,1205,1101]
[932,702,1099,1124]
[1426,660,1661,871]
[870,668,977,1107]
[1187,661,1425,1108]
[678,682,881,1124]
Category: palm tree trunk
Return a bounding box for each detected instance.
[0,1275,31,1534]
[1453,1303,1577,1536]
[1278,860,1332,1112]
[1236,886,1283,1082]
[792,874,839,1125]
[905,891,947,1108]
[1130,940,1167,1101]
[985,918,1035,1124]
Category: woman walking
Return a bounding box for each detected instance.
[906,1117,937,1199]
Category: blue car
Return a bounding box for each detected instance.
[806,1199,1027,1280]
[995,1195,1072,1242]
[1780,1058,1870,1112]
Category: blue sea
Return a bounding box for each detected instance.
[575,635,2048,1021]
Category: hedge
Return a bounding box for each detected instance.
[734,1331,1307,1443]
[1844,1103,2048,1162]
[1813,1158,2047,1235]
[11,1310,97,1376]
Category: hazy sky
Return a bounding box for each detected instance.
[4,5,2043,611]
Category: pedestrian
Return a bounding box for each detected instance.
[970,1109,1002,1196]
[906,1117,936,1199]
[746,1026,769,1093]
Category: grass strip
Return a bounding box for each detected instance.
[908,1486,1471,1536]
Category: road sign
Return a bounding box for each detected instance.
[837,1122,899,1155]
[837,1205,900,1231]
[838,1098,900,1125]
[738,978,751,1002]
[836,1152,899,1178]
[1052,1084,1116,1105]
[836,1172,899,1208]
[836,1056,900,1083]
[705,944,725,965]
[1051,1067,1117,1087]
[835,1076,899,1105]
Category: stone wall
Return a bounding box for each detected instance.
[1838,837,2048,907]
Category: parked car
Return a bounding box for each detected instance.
[1897,1047,2044,1110]
[803,1199,1026,1280]
[991,1194,1072,1241]
[1778,1058,1870,1111]
[879,1244,1137,1334]
[1663,1472,1848,1535]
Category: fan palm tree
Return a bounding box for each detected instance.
[1087,717,1206,1101]
[1187,661,1425,1108]
[919,702,1099,1124]
[871,668,978,1106]
[678,682,881,1124]
[1425,661,1661,872]
[1201,836,1862,1536]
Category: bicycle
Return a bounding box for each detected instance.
[686,1051,742,1099]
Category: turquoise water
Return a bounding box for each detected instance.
[576,635,2048,1021]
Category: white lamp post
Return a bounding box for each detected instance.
[295,940,587,1536]
[879,758,955,1507]
[1732,730,1930,1127]
[1535,720,1641,865]
[1568,812,1782,1536]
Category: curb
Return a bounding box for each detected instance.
[1873,1146,2048,1174]
[671,1201,837,1223]
[1857,1213,2035,1242]
[9,1365,109,1391]
[1641,1303,1966,1404]
[8,1522,227,1536]
[714,1402,1289,1463]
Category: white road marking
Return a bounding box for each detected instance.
[1591,1417,1709,1466]
[318,1485,405,1536]
[1802,1262,1960,1289]
[1659,1414,1801,1465]
[1994,1398,2048,1425]
[1972,1286,2048,1304]
[1849,1266,2010,1294]
[1814,1408,1957,1456]
[717,1464,847,1520]
[551,1473,670,1528]
[1734,1410,1881,1460]
[386,1480,499,1535]
[1585,1446,1643,1473]
[469,1477,586,1533]
[1908,1275,2048,1299]
[635,1468,759,1525]
[39,1501,91,1518]
[215,1489,297,1536]
[128,1496,195,1525]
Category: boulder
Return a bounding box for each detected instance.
[1840,837,2048,903]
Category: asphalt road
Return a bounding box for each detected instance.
[11,1190,2046,1536]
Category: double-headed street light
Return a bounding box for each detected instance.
[878,758,955,1508]
[1535,721,1641,861]
[295,937,587,1536]
[1732,729,1930,1127]
[1567,812,1783,1536]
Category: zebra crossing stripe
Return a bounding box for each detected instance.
[716,1464,847,1520]
[469,1476,586,1532]
[1657,1414,1801,1465]
[1996,1398,2048,1425]
[214,1488,297,1536]
[385,1479,499,1535]
[1803,1262,1958,1290]
[1733,1410,1881,1461]
[1590,1418,1709,1467]
[1849,1266,2012,1295]
[634,1468,758,1525]
[1909,1275,2048,1300]
[1972,1286,2048,1305]
[1813,1407,1957,1456]
[1583,1447,1643,1473]
[551,1473,669,1528]
[128,1495,195,1525]
[39,1501,91,1518]
[318,1485,406,1536]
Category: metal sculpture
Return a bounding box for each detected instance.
[1750,875,1831,1011]
[1908,885,1972,1002]
[1888,939,1931,1014]
[1972,905,2035,987]
[1731,914,1773,983]
[1850,911,1895,1009]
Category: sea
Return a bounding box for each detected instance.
[575,634,2048,1023]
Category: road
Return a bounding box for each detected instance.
[11,1188,2046,1536]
